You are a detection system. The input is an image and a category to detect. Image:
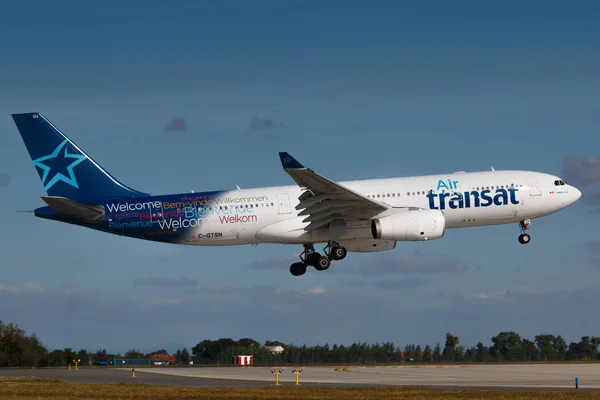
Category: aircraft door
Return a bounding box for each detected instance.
[277,193,292,215]
[526,176,542,196]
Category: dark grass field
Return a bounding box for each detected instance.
[2,378,600,400]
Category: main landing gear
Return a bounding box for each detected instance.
[518,219,531,244]
[289,242,347,276]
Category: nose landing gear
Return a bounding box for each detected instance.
[518,219,531,244]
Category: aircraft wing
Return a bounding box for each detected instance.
[279,152,390,231]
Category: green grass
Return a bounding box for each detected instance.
[1,378,600,400]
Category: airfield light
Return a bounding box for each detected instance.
[271,368,283,386]
[292,368,303,385]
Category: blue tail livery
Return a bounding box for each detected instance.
[12,112,148,202]
[11,112,581,276]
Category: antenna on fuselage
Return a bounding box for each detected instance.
[236,185,241,190]
[490,166,495,171]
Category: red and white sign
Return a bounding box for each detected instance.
[232,355,253,365]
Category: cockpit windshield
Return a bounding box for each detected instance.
[554,179,566,186]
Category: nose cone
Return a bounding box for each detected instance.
[572,186,582,203]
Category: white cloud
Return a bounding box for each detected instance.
[132,277,198,288]
[0,282,46,295]
[359,251,469,276]
[307,286,326,295]
[562,155,600,206]
[142,299,183,306]
[0,173,10,187]
[4,279,600,352]
[374,277,431,290]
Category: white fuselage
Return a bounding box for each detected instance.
[181,169,580,249]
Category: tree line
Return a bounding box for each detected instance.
[190,333,600,364]
[2,319,600,367]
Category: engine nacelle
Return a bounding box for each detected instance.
[371,209,446,241]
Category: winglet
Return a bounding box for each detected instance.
[279,152,305,169]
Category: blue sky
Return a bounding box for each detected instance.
[0,0,599,353]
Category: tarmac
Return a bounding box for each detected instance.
[2,364,600,390]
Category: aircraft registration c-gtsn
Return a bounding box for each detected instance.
[12,113,582,276]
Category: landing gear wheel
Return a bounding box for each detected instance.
[306,252,321,267]
[314,256,331,271]
[518,220,531,244]
[290,262,307,276]
[330,246,347,261]
[518,233,531,244]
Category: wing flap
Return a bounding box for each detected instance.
[302,207,354,223]
[297,200,363,216]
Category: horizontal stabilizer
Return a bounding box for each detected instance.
[41,196,105,223]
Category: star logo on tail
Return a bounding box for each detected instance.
[33,139,87,191]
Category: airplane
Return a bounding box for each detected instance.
[12,112,582,276]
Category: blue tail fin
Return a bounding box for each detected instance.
[12,112,149,202]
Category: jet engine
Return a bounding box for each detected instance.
[371,209,446,241]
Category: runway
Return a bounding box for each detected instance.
[1,364,600,390]
[143,364,600,390]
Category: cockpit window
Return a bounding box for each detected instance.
[554,179,566,186]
